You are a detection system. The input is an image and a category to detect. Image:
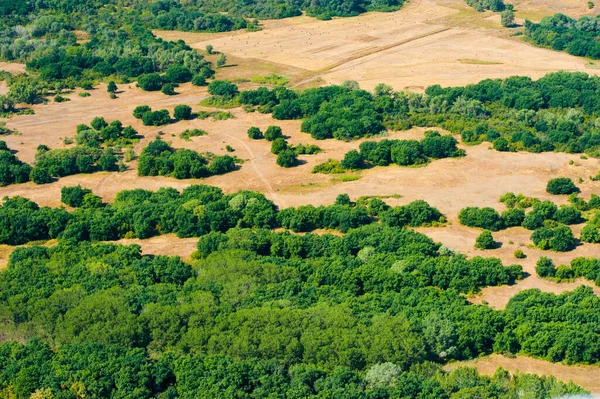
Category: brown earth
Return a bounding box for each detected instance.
[447,354,600,394]
[155,0,598,92]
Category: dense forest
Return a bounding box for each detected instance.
[0,183,598,396]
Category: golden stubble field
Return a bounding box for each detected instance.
[156,0,599,92]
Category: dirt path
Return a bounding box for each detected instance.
[193,119,283,207]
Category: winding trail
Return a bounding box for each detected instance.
[192,119,283,207]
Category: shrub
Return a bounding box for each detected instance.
[137,73,163,91]
[174,105,192,121]
[270,138,288,154]
[475,230,495,249]
[164,65,193,84]
[341,150,365,170]
[161,84,176,95]
[247,127,263,139]
[536,257,556,277]
[276,150,298,167]
[546,177,578,195]
[207,80,238,97]
[133,105,151,119]
[514,249,525,259]
[191,75,207,86]
[580,223,600,243]
[264,126,283,141]
[90,117,108,131]
[312,159,344,174]
[30,167,52,184]
[142,110,171,126]
[531,224,576,252]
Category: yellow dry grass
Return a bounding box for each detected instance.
[155,0,598,92]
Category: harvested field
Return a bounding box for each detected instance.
[155,0,597,91]
[447,354,600,394]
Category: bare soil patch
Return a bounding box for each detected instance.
[113,234,198,262]
[447,354,600,393]
[155,0,597,92]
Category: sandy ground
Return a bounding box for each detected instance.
[447,354,600,394]
[155,0,598,92]
[113,234,198,262]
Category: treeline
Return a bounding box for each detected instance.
[0,185,444,245]
[137,139,237,179]
[0,141,31,186]
[524,14,600,59]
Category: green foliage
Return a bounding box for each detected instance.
[264,125,283,141]
[173,104,192,121]
[61,185,92,207]
[276,149,298,167]
[247,126,263,139]
[179,129,207,141]
[133,105,151,119]
[514,249,525,258]
[312,159,345,174]
[270,138,288,154]
[107,81,117,93]
[546,177,579,195]
[531,223,576,251]
[207,80,238,97]
[475,230,495,249]
[137,73,163,91]
[501,9,515,27]
[191,74,207,86]
[0,141,32,186]
[251,74,289,86]
[161,83,176,95]
[142,109,171,126]
[465,0,505,11]
[138,139,236,179]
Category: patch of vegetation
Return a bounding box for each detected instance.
[179,129,207,141]
[312,158,345,174]
[138,138,237,179]
[251,74,289,86]
[197,110,234,120]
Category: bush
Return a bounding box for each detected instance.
[30,167,52,184]
[276,150,298,168]
[312,159,345,174]
[270,138,288,155]
[546,177,578,195]
[264,126,283,141]
[475,230,495,249]
[191,75,207,86]
[536,257,556,277]
[207,80,238,97]
[133,105,151,119]
[61,185,93,207]
[90,117,108,131]
[458,207,504,231]
[137,73,163,91]
[174,105,193,121]
[514,249,525,259]
[142,110,171,126]
[341,150,365,170]
[164,65,193,84]
[161,84,176,95]
[580,223,600,243]
[247,127,263,139]
[531,224,576,252]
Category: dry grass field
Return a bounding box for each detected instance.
[156,0,597,92]
[446,354,600,393]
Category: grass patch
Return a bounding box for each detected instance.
[78,92,91,97]
[199,96,240,109]
[312,159,344,174]
[179,129,207,141]
[251,74,289,86]
[197,111,234,120]
[331,174,360,182]
[458,58,503,65]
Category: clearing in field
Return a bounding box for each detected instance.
[447,354,600,394]
[155,0,597,91]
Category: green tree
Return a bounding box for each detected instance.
[247,127,263,139]
[174,105,193,121]
[264,126,283,141]
[546,177,578,195]
[107,81,117,93]
[217,53,227,68]
[276,150,298,167]
[501,9,515,27]
[536,256,556,277]
[475,230,496,249]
